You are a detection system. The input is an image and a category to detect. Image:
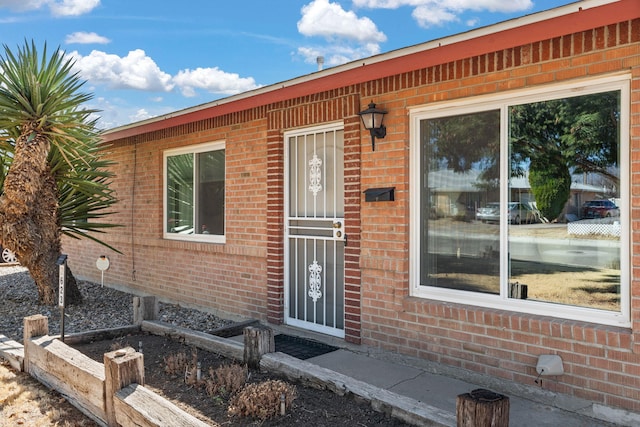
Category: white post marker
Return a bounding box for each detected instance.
[57,254,67,341]
[96,255,110,287]
[58,255,67,307]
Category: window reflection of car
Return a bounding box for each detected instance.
[476,202,538,224]
[0,245,17,263]
[581,200,620,218]
[476,202,501,223]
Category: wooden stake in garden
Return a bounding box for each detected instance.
[243,325,274,370]
[456,388,509,427]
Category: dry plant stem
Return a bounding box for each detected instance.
[205,364,248,398]
[228,380,297,420]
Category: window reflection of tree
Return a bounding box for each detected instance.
[509,91,620,222]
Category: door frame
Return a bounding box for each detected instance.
[283,122,346,338]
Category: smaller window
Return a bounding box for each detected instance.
[164,141,225,243]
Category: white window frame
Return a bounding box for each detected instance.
[409,74,631,327]
[163,140,226,244]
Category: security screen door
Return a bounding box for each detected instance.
[284,124,345,338]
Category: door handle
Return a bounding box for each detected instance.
[332,220,345,243]
[334,230,347,245]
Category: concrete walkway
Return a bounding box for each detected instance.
[218,320,640,427]
[303,345,636,426]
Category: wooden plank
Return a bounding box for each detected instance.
[0,334,24,371]
[208,319,259,338]
[141,321,244,361]
[28,362,107,425]
[27,336,106,423]
[63,325,141,345]
[114,384,211,427]
[30,336,105,379]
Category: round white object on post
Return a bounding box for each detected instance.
[96,256,110,271]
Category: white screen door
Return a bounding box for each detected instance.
[284,124,345,337]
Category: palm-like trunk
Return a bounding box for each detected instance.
[0,126,82,305]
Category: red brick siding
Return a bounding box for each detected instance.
[63,17,640,412]
[65,116,270,320]
[356,19,640,412]
[263,93,362,342]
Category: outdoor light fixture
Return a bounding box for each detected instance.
[359,101,387,151]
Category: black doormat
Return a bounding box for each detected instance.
[274,334,339,360]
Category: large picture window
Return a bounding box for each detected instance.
[410,76,629,326]
[164,141,225,243]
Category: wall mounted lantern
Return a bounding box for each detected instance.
[358,102,387,151]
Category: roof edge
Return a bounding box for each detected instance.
[101,0,624,142]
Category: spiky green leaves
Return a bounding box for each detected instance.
[0,40,120,253]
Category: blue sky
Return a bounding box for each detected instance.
[0,0,576,129]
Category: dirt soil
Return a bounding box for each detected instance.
[71,332,411,427]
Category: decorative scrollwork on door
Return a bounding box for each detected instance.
[308,154,322,196]
[308,260,323,302]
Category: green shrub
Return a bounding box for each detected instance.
[529,161,570,221]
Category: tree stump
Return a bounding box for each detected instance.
[456,388,509,427]
[243,325,274,370]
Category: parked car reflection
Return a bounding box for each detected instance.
[476,202,539,224]
[581,199,620,219]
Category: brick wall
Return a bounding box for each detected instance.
[65,114,270,321]
[264,93,363,343]
[63,16,640,412]
[356,19,640,411]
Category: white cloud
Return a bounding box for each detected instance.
[297,46,323,63]
[87,96,176,129]
[297,42,381,66]
[172,67,259,97]
[65,31,110,45]
[130,108,152,123]
[49,0,100,16]
[465,17,479,27]
[68,49,259,100]
[296,0,386,68]
[0,0,49,12]
[69,49,174,92]
[353,0,532,12]
[353,0,420,7]
[0,16,21,23]
[412,5,458,27]
[352,0,533,27]
[0,0,100,16]
[298,0,386,44]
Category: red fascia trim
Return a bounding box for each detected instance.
[103,0,637,143]
[360,0,637,82]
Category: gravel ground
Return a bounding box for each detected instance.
[0,265,233,342]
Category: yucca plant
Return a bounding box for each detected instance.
[0,41,119,305]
